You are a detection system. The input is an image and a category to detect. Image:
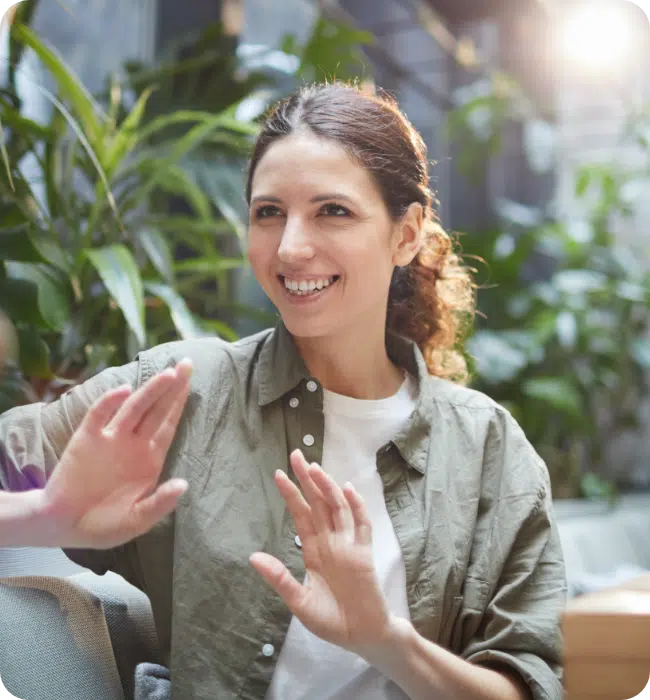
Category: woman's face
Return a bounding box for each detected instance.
[247,131,420,342]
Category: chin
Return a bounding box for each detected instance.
[279,313,337,340]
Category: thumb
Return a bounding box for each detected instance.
[131,479,189,533]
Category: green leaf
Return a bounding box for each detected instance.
[32,83,122,235]
[5,262,70,331]
[29,233,73,273]
[85,245,146,348]
[0,278,43,326]
[174,257,244,274]
[146,216,234,237]
[144,281,204,339]
[0,226,44,262]
[193,156,247,242]
[521,377,583,418]
[200,318,238,342]
[139,229,175,284]
[124,164,212,221]
[581,473,617,502]
[575,169,591,197]
[125,115,253,216]
[13,24,104,149]
[136,110,257,144]
[0,113,14,192]
[17,327,52,379]
[103,87,154,179]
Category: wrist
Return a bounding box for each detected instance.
[355,615,416,671]
[0,488,59,547]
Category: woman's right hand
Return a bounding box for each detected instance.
[40,359,193,549]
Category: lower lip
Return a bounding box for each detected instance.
[279,279,338,305]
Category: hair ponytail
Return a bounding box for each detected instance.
[387,218,474,383]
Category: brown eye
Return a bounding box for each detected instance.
[320,203,351,217]
[254,205,282,219]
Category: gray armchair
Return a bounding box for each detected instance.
[0,548,161,700]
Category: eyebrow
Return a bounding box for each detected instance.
[250,193,356,205]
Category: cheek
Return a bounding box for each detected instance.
[247,232,273,268]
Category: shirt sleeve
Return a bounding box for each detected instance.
[0,361,142,576]
[456,413,568,700]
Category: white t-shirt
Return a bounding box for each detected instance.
[266,373,419,700]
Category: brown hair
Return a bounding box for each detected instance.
[246,82,475,383]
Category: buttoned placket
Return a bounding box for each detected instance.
[239,379,326,699]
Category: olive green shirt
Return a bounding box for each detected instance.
[0,324,567,700]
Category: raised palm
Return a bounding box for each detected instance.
[250,449,392,653]
[42,360,192,549]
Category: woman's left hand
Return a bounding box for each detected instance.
[250,449,393,655]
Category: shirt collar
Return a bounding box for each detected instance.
[257,322,311,406]
[257,322,434,474]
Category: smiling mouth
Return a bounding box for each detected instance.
[278,275,340,297]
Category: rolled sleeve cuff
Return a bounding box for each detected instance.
[467,649,563,700]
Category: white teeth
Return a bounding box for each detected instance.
[283,276,337,294]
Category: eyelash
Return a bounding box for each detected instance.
[253,203,352,219]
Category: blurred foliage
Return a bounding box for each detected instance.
[449,81,650,499]
[0,9,372,412]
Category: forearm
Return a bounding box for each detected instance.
[0,488,57,547]
[360,616,531,700]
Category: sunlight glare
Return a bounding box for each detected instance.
[563,3,635,72]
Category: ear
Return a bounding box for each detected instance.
[392,202,423,267]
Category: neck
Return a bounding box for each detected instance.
[293,321,404,400]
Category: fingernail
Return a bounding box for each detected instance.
[177,358,193,373]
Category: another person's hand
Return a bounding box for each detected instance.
[250,449,393,655]
[41,359,193,549]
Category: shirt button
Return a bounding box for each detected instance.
[306,380,318,392]
[295,535,302,548]
[289,397,299,408]
[302,434,315,447]
[262,643,275,657]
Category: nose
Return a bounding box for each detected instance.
[277,216,315,264]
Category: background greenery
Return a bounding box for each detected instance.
[0,4,371,411]
[450,76,650,499]
[1,5,648,500]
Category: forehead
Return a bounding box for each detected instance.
[250,131,381,198]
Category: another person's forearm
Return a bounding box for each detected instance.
[0,489,57,547]
[359,616,531,700]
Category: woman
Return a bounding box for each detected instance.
[0,83,566,700]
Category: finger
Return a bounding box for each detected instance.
[343,483,373,547]
[274,470,316,541]
[250,552,307,616]
[308,465,352,533]
[130,478,189,534]
[290,450,334,531]
[81,386,132,433]
[108,368,177,434]
[150,377,191,460]
[137,359,193,438]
